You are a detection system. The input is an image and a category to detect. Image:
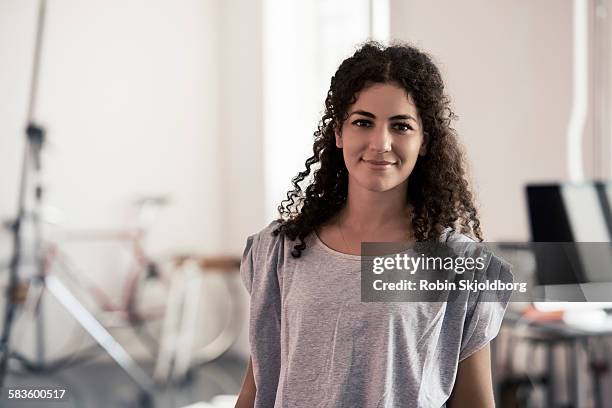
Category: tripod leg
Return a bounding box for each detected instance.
[45,275,155,403]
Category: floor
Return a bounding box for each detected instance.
[3,353,246,408]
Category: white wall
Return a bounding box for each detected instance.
[1,0,226,256]
[220,0,266,253]
[217,0,266,358]
[390,0,576,241]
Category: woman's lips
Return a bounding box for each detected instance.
[362,159,396,169]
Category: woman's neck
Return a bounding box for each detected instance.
[339,181,412,234]
[327,199,414,255]
[338,201,412,233]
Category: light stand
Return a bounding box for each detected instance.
[0,1,155,406]
[0,0,48,386]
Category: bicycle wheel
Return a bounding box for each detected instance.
[130,256,243,382]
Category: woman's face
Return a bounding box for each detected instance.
[335,82,427,194]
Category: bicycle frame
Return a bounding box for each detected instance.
[42,227,169,322]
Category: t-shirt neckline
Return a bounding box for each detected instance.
[312,230,363,260]
[312,230,418,261]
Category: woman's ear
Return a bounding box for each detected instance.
[335,123,343,148]
[419,131,429,156]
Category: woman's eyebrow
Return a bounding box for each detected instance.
[349,110,417,123]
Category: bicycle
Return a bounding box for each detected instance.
[1,195,243,385]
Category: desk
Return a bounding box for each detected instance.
[502,308,612,408]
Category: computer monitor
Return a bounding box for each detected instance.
[526,182,612,243]
[526,182,612,306]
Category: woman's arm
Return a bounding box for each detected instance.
[447,344,496,408]
[235,357,256,408]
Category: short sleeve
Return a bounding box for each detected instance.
[459,254,513,362]
[239,226,283,407]
[240,234,257,294]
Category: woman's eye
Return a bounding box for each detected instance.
[393,123,412,132]
[352,119,373,128]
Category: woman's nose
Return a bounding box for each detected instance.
[368,126,392,152]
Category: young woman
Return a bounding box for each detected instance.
[235,41,511,408]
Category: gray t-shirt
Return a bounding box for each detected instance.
[240,221,512,408]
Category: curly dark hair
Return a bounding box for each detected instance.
[273,40,482,257]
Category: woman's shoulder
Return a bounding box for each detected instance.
[249,219,283,244]
[244,220,286,260]
[240,220,286,293]
[438,227,513,281]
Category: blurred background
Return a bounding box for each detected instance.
[1,0,612,407]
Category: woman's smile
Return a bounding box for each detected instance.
[361,158,397,170]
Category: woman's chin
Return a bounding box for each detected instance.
[355,179,402,193]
